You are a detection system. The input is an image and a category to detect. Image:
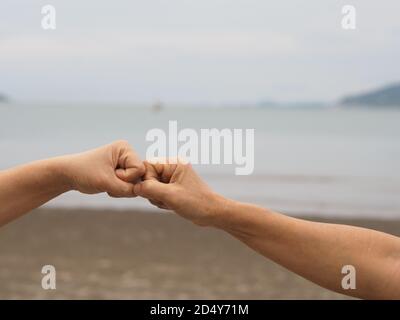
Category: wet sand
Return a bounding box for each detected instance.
[0,208,399,299]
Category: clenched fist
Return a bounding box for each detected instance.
[0,140,145,226]
[61,140,145,197]
[134,159,226,226]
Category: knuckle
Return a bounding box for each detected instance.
[113,139,130,148]
[136,163,146,176]
[142,181,153,193]
[124,185,134,195]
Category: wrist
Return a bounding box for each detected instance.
[206,193,238,229]
[47,156,76,193]
[207,195,274,234]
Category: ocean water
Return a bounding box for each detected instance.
[1,103,400,218]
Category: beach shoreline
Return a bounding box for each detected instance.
[0,208,399,299]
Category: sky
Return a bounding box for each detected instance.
[1,0,400,104]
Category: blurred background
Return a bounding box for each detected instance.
[0,0,399,299]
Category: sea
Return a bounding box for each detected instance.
[1,103,399,219]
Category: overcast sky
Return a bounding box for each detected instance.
[1,0,400,104]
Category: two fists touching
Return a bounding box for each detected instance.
[4,141,400,299]
[64,140,221,226]
[135,160,226,226]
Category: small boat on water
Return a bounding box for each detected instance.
[151,100,163,112]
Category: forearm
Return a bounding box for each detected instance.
[212,198,400,299]
[0,157,71,226]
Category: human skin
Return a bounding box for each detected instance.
[134,160,400,299]
[0,140,145,227]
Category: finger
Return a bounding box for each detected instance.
[115,167,144,184]
[107,175,136,198]
[116,145,145,183]
[143,161,177,183]
[160,163,177,183]
[134,179,170,201]
[143,161,161,181]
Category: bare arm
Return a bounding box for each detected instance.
[0,141,144,227]
[0,157,70,226]
[135,160,400,299]
[213,199,400,299]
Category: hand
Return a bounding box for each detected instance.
[134,159,226,226]
[61,140,145,197]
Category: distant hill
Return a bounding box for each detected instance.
[340,83,400,107]
[257,100,327,108]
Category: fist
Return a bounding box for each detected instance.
[134,159,224,226]
[63,140,145,197]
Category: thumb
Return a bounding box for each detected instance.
[134,180,171,201]
[106,175,136,198]
[115,166,145,183]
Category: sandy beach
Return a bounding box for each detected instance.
[0,208,399,299]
